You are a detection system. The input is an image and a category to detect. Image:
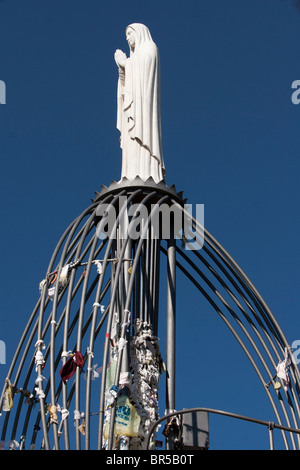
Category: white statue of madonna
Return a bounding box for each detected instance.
[114,23,165,184]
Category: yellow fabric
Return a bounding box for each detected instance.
[2,379,13,411]
[47,404,58,424]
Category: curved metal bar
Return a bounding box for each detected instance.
[196,244,283,359]
[0,302,41,442]
[0,298,41,409]
[33,204,99,449]
[59,222,110,449]
[145,407,300,450]
[187,215,300,425]
[3,218,100,447]
[177,207,300,438]
[161,246,291,449]
[74,228,100,449]
[7,252,106,450]
[45,202,99,275]
[46,229,107,448]
[46,194,120,449]
[191,212,293,362]
[179,204,300,430]
[189,241,300,439]
[175,244,298,448]
[84,282,111,449]
[52,196,119,448]
[27,272,110,450]
[45,210,97,448]
[179,202,289,350]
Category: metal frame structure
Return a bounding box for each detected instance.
[1,177,300,450]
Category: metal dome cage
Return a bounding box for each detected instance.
[1,177,300,451]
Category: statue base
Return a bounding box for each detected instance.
[92,176,187,205]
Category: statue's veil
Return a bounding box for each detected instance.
[126,23,154,55]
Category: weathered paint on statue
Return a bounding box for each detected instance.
[115,23,165,183]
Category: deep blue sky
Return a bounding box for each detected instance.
[0,0,300,450]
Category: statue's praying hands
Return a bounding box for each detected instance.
[114,49,127,69]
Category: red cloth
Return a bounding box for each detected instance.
[60,351,84,383]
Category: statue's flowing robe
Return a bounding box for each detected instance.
[117,24,165,183]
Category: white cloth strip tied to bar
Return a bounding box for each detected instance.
[74,410,85,421]
[39,260,81,295]
[59,264,71,287]
[93,302,105,313]
[34,387,45,400]
[92,260,103,275]
[7,440,19,450]
[57,403,69,420]
[39,278,47,292]
[35,350,45,372]
[35,375,46,385]
[57,261,81,285]
[47,262,75,299]
[105,386,119,406]
[84,347,99,380]
[276,347,292,391]
[87,347,94,358]
[61,350,73,359]
[35,339,45,350]
[117,337,128,352]
[122,309,131,331]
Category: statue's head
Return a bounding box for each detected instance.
[126,27,136,51]
[125,23,153,53]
